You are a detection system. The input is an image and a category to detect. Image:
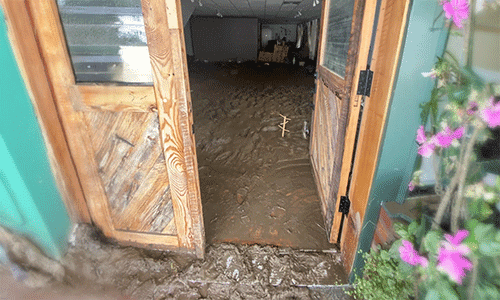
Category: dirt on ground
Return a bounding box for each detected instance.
[190,61,332,250]
[1,224,351,299]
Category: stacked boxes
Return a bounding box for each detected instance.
[258,43,289,63]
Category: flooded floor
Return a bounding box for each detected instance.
[0,62,354,300]
[0,224,351,299]
[189,61,333,250]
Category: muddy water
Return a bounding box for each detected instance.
[0,63,354,300]
[190,61,333,250]
[1,224,351,299]
[62,224,350,299]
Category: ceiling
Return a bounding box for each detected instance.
[188,0,322,23]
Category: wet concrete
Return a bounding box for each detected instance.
[1,224,352,299]
[190,61,333,250]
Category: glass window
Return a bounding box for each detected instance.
[322,0,356,78]
[472,2,500,82]
[57,0,153,84]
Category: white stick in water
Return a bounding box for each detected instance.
[279,114,290,137]
[302,120,309,139]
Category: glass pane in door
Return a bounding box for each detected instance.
[322,0,356,78]
[57,0,153,84]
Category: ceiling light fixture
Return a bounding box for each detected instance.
[312,0,320,7]
[198,0,203,6]
[294,9,302,18]
[216,9,223,17]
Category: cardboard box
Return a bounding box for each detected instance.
[258,51,273,62]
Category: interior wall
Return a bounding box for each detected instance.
[262,24,297,43]
[190,17,258,62]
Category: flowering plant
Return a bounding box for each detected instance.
[397,0,500,298]
[350,1,500,299]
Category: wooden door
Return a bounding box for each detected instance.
[311,0,377,243]
[14,0,204,257]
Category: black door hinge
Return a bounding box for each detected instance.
[357,69,374,97]
[339,195,351,215]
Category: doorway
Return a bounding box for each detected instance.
[188,59,331,249]
[10,0,386,261]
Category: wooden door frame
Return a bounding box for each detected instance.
[314,0,411,273]
[2,0,204,258]
[1,0,90,223]
[314,0,379,244]
[339,0,411,273]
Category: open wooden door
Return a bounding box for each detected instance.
[310,0,377,243]
[7,0,204,257]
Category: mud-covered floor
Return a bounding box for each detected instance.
[189,61,333,250]
[0,224,351,299]
[0,62,355,299]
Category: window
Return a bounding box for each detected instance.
[321,0,356,78]
[57,0,153,84]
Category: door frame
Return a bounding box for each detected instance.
[1,0,205,258]
[3,0,412,272]
[314,0,412,273]
[313,0,379,245]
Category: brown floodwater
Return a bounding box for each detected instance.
[189,61,334,250]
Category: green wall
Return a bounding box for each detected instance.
[0,7,70,259]
[350,0,449,281]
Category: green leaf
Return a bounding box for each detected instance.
[479,241,500,257]
[416,217,432,246]
[424,289,441,300]
[437,281,459,300]
[388,239,402,258]
[474,222,494,242]
[394,223,408,239]
[469,197,493,221]
[397,258,414,277]
[424,231,442,255]
[408,221,419,237]
[474,222,500,256]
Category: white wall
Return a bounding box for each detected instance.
[262,24,297,43]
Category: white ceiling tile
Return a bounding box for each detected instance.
[189,0,320,21]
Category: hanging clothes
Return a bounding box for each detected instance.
[307,19,319,60]
[296,24,304,49]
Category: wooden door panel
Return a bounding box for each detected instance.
[83,111,177,235]
[21,0,204,257]
[311,0,368,243]
[311,80,349,238]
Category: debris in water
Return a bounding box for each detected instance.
[278,114,291,137]
[236,187,248,204]
[303,120,310,139]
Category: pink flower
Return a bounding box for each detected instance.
[416,125,427,144]
[418,142,436,157]
[437,230,472,285]
[399,240,429,267]
[467,101,478,115]
[480,97,500,128]
[416,126,436,157]
[408,181,415,191]
[442,0,470,28]
[434,126,465,148]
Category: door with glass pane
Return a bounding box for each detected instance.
[310,0,367,243]
[25,0,204,257]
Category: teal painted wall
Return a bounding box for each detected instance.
[0,7,70,259]
[350,0,449,281]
